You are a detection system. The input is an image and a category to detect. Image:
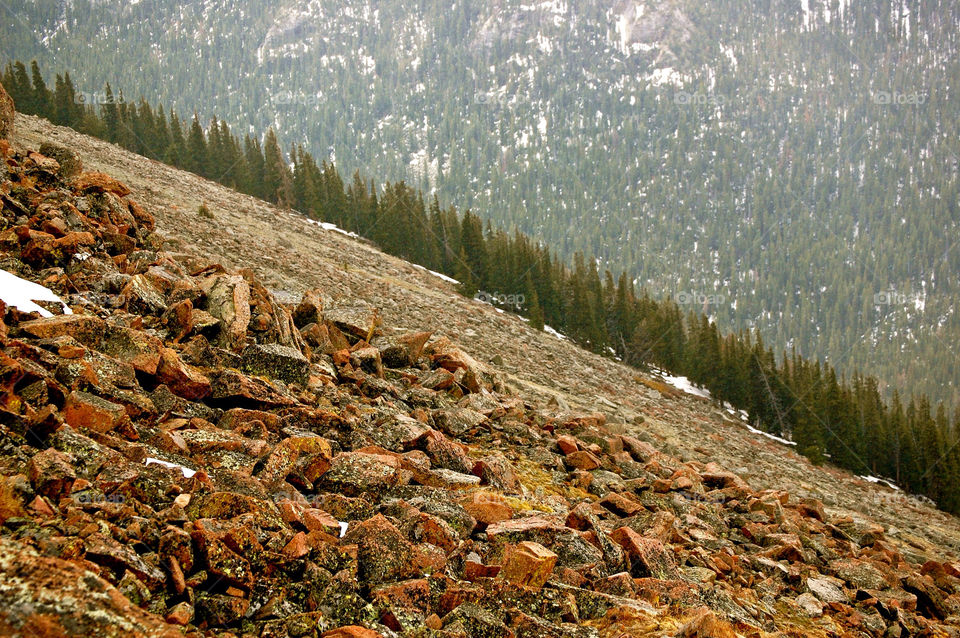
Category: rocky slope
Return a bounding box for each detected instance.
[2,110,960,636]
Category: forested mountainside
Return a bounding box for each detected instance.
[6,64,960,516]
[2,0,959,408]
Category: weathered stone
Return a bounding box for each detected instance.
[27,448,76,499]
[0,536,180,637]
[500,541,557,590]
[320,451,404,497]
[677,608,737,638]
[19,314,105,345]
[610,527,680,579]
[241,342,310,384]
[62,391,127,433]
[156,347,211,400]
[342,514,419,585]
[73,171,132,196]
[806,576,847,603]
[205,274,251,351]
[38,142,83,179]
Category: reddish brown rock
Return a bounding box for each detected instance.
[19,314,105,345]
[156,347,211,400]
[610,527,680,579]
[499,541,557,590]
[460,492,513,526]
[62,391,127,433]
[73,171,132,196]
[600,491,643,517]
[677,608,737,638]
[282,532,310,559]
[0,536,181,637]
[342,514,419,585]
[565,450,602,471]
[26,448,76,499]
[321,627,384,638]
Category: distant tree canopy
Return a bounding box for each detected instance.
[7,61,960,515]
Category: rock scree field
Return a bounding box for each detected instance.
[2,107,960,636]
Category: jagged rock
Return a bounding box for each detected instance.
[677,608,737,638]
[806,576,847,603]
[500,542,557,590]
[442,602,511,637]
[19,314,105,344]
[26,448,76,499]
[342,514,419,585]
[796,592,824,617]
[205,273,251,351]
[320,451,405,497]
[156,347,211,400]
[830,558,889,590]
[241,342,310,384]
[38,142,83,179]
[610,527,680,579]
[0,536,180,637]
[62,390,128,433]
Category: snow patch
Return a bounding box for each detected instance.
[305,218,360,238]
[860,475,901,491]
[743,423,798,447]
[661,374,712,400]
[543,325,567,341]
[145,457,197,478]
[0,269,73,317]
[411,263,460,284]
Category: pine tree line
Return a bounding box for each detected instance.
[5,61,959,514]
